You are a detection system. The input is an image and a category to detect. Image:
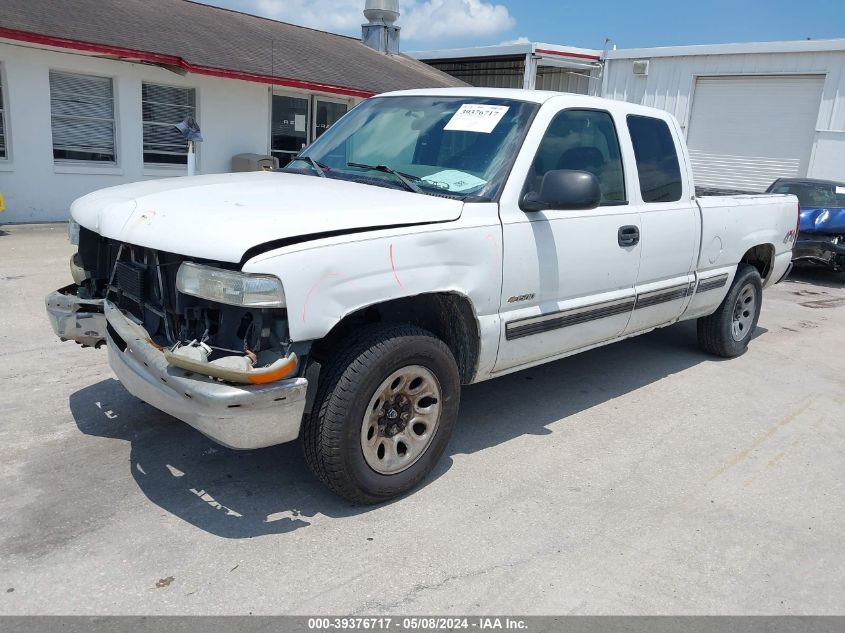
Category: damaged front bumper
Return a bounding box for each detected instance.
[103,301,307,450]
[793,235,845,270]
[45,284,107,348]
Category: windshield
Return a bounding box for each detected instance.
[284,96,539,200]
[770,182,845,208]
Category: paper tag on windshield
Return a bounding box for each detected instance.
[836,186,845,195]
[422,170,487,193]
[444,104,509,134]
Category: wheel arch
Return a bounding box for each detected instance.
[740,243,776,282]
[311,291,482,385]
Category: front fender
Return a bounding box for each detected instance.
[242,205,503,345]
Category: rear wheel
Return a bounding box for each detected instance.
[697,264,763,358]
[302,324,460,504]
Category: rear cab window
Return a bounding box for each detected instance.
[627,115,683,203]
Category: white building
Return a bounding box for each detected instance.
[0,0,462,223]
[603,39,845,191]
[415,38,845,192]
[412,42,604,94]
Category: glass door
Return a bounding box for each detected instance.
[313,98,349,140]
[271,94,310,166]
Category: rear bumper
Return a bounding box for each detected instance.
[768,251,794,287]
[45,284,107,348]
[104,301,307,450]
[774,261,793,285]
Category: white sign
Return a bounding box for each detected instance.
[294,114,306,133]
[422,170,487,193]
[444,104,509,134]
[836,186,845,195]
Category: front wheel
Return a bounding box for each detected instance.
[302,324,460,504]
[697,264,763,358]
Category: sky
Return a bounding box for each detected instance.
[201,0,845,52]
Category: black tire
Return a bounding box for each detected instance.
[302,324,460,504]
[697,264,763,358]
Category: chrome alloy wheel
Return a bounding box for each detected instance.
[731,283,757,341]
[360,365,442,475]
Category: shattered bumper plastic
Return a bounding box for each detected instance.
[164,345,299,385]
[45,284,107,348]
[104,301,307,449]
[793,234,845,270]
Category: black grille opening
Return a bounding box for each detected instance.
[115,261,147,301]
[106,322,127,352]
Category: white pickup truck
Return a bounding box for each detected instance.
[47,88,798,503]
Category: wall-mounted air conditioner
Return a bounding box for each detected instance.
[633,60,650,76]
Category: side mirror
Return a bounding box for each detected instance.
[521,170,601,212]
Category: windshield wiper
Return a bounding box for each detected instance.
[291,155,327,177]
[347,162,422,194]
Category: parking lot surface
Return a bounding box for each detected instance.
[1,223,844,615]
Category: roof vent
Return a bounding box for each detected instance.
[364,0,399,24]
[362,0,401,54]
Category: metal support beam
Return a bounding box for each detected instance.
[522,53,538,90]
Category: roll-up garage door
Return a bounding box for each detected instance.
[686,75,824,191]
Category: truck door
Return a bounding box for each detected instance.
[622,115,700,335]
[494,107,641,373]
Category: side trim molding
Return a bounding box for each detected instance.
[633,282,693,310]
[504,272,730,341]
[505,296,635,340]
[696,273,729,294]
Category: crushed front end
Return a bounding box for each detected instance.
[46,226,309,449]
[793,233,845,271]
[794,205,845,271]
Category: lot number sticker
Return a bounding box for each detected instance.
[444,104,509,134]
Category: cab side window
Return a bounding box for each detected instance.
[626,115,683,203]
[527,109,626,205]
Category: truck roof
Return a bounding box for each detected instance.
[379,87,562,103]
[375,87,675,119]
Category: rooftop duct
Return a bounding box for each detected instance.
[362,0,401,54]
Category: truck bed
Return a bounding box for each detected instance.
[695,186,763,197]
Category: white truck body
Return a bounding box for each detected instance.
[49,88,798,501]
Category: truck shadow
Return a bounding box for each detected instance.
[69,381,356,538]
[784,266,845,290]
[68,319,744,540]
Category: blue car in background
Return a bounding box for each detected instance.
[767,178,845,272]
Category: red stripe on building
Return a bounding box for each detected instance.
[534,48,602,62]
[0,26,376,98]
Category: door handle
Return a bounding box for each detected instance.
[618,225,640,247]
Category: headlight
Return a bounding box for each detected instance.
[68,219,81,245]
[176,263,286,308]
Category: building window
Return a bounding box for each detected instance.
[142,83,197,165]
[271,94,309,166]
[49,71,116,163]
[0,65,7,159]
[626,115,683,203]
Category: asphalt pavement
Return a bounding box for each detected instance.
[1,223,843,615]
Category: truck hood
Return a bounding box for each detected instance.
[799,206,845,235]
[70,171,464,262]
